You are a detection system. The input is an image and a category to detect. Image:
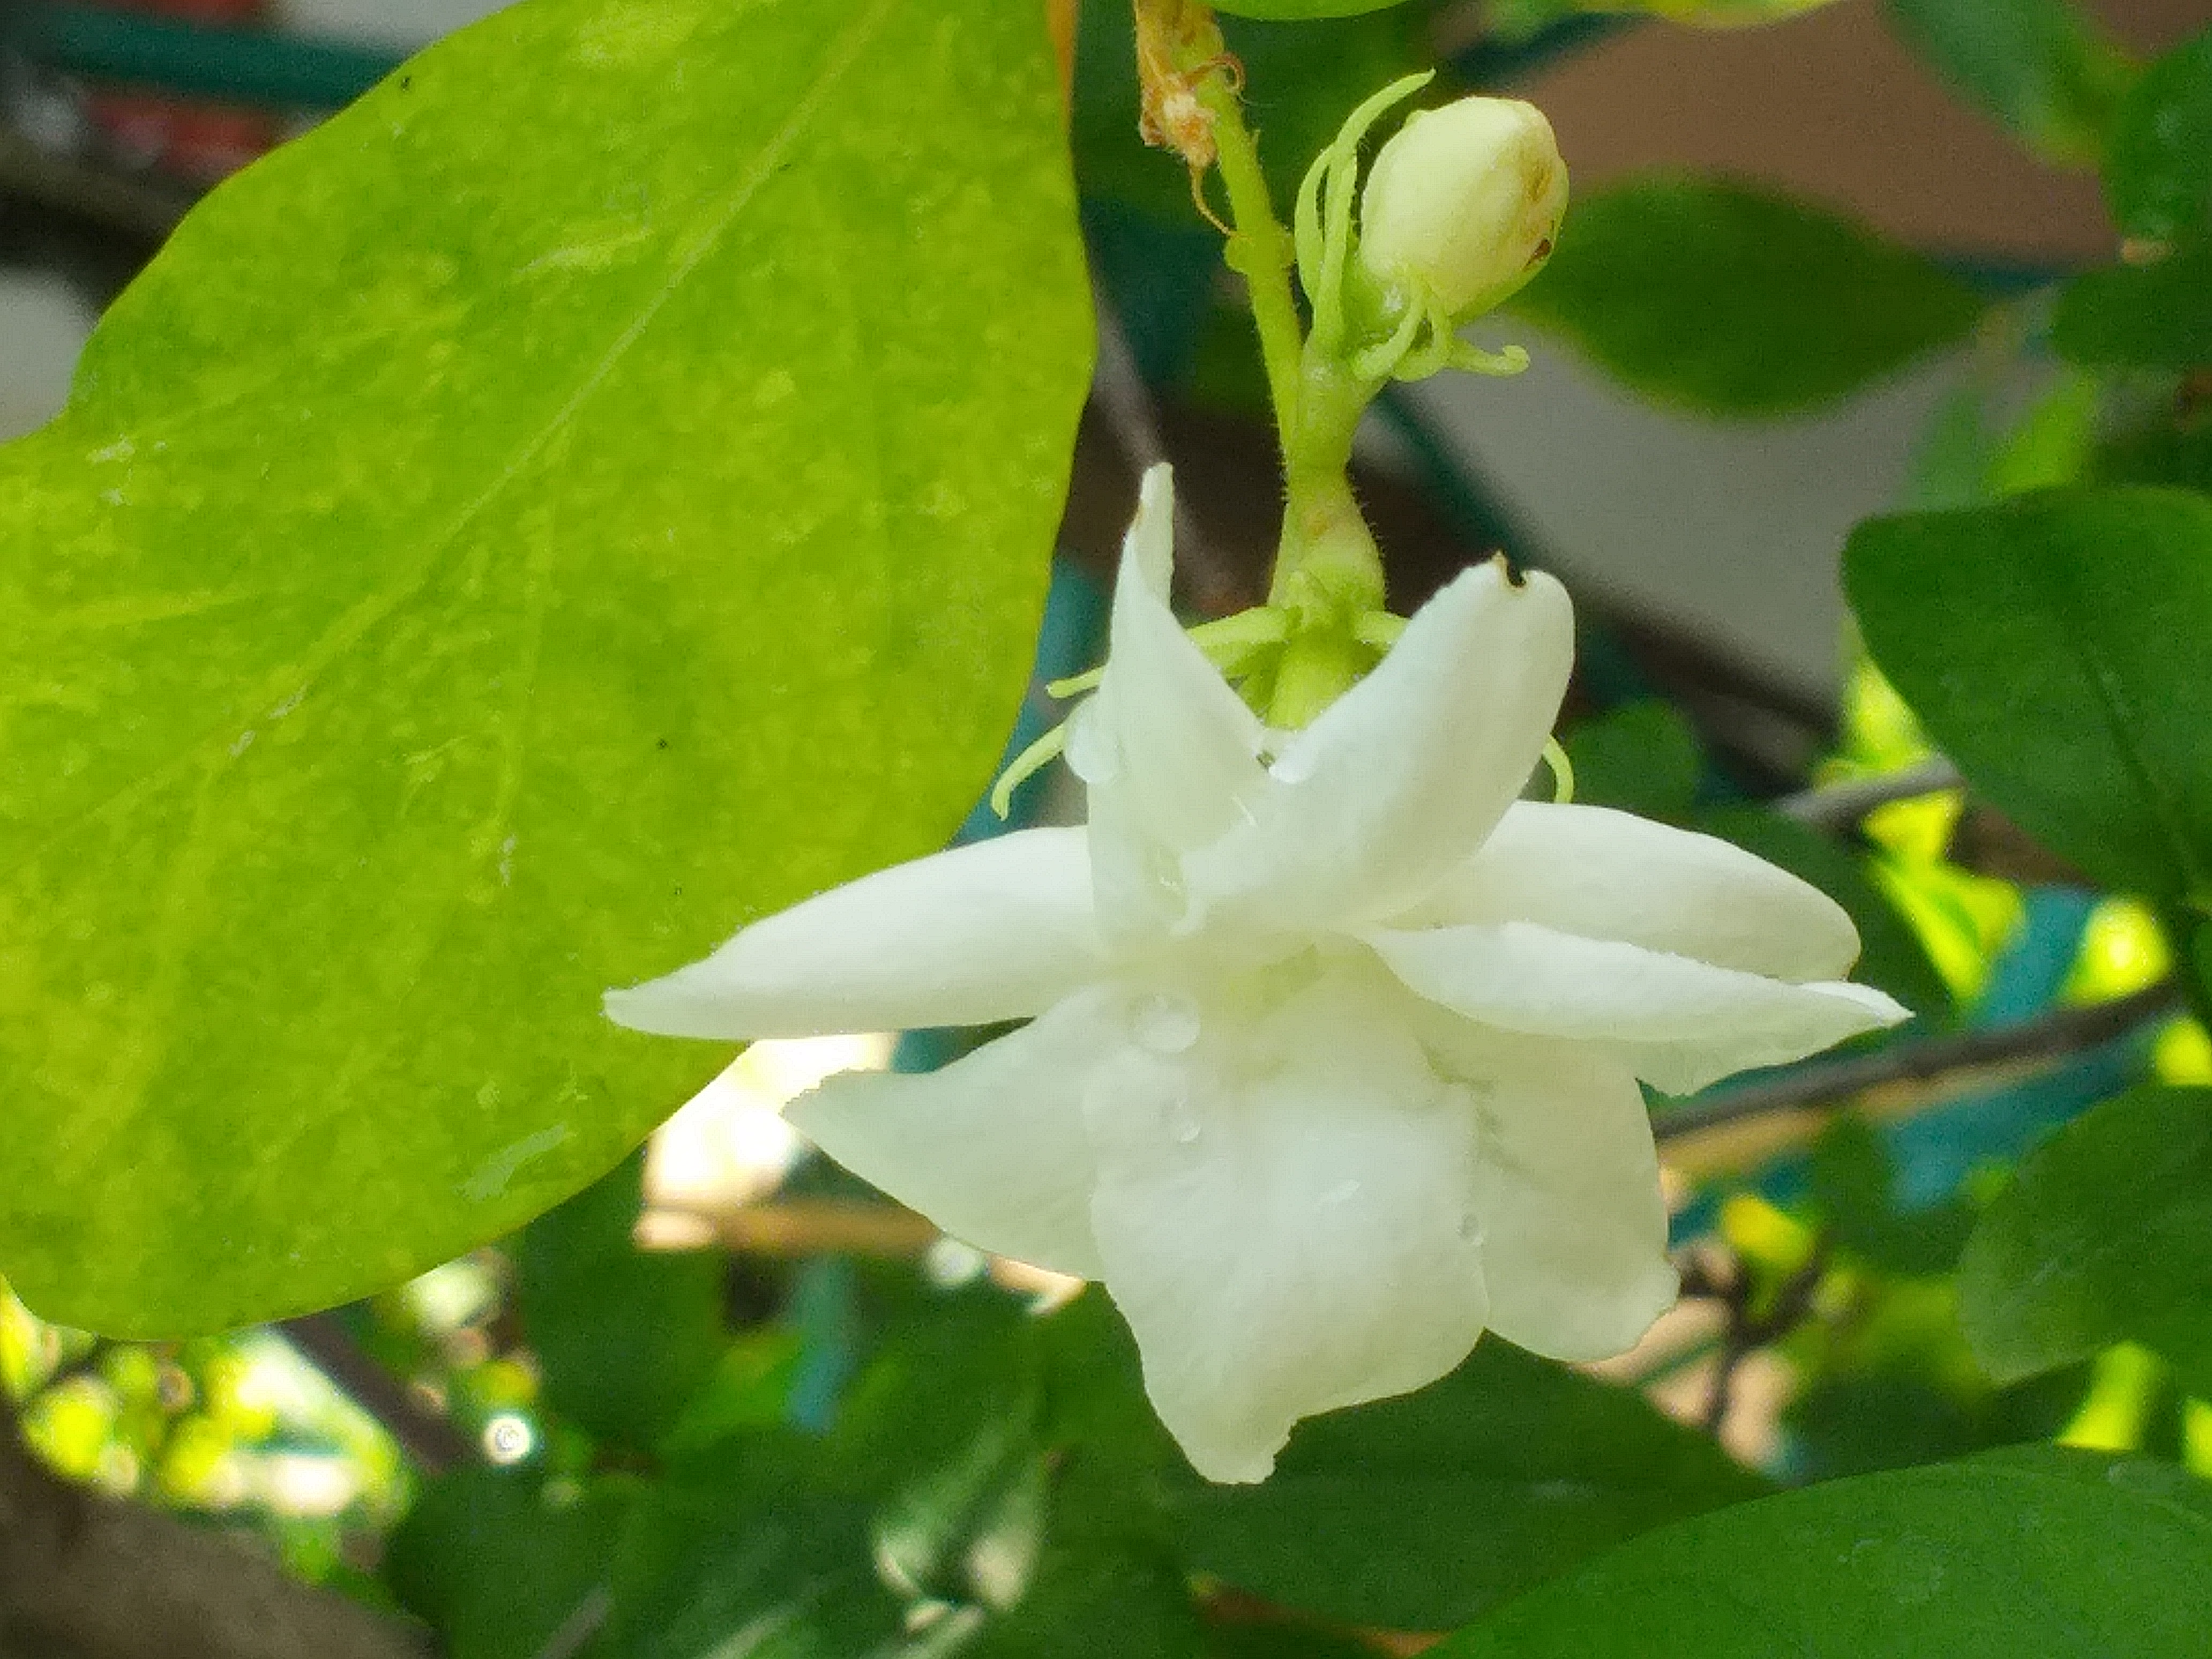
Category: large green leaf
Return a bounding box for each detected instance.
[1168,1341,1769,1632]
[2104,25,2212,243]
[1844,488,2212,906]
[0,0,1090,1334]
[1434,1461,2212,1657]
[1881,0,2134,167]
[1512,175,1985,416]
[1957,1086,2212,1395]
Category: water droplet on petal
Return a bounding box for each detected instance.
[1321,1179,1361,1207]
[1132,992,1201,1055]
[1458,1213,1486,1246]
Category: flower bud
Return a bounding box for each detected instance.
[1356,97,1567,320]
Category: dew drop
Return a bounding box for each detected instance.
[1320,1179,1361,1207]
[1458,1213,1486,1247]
[1131,992,1201,1055]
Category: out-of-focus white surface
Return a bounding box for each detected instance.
[275,0,512,50]
[0,270,93,439]
[1389,342,1957,703]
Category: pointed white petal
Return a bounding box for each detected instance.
[1419,1016,1676,1361]
[1065,469,1268,854]
[604,828,1100,1040]
[1404,802,1864,982]
[1083,962,1488,1483]
[1366,920,1910,1094]
[783,990,1118,1278]
[1186,562,1574,937]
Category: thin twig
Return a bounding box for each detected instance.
[1775,757,1963,832]
[1655,980,2180,1142]
[279,1312,471,1475]
[0,124,189,245]
[1699,1234,1830,1435]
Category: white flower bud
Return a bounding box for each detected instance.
[1356,97,1567,320]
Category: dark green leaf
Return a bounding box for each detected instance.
[2053,236,2212,368]
[516,1152,726,1452]
[0,0,1089,1335]
[2104,24,2212,242]
[385,1466,636,1659]
[1974,1444,2212,1522]
[598,1433,910,1659]
[1513,175,1985,416]
[966,1549,1204,1659]
[1434,1461,2212,1657]
[1845,488,2212,905]
[1881,0,2135,167]
[1561,701,1701,824]
[1169,1341,1769,1631]
[1784,1370,2088,1479]
[1957,1086,2212,1395]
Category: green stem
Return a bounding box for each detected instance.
[1193,75,1305,445]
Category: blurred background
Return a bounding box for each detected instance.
[4,3,2209,1654]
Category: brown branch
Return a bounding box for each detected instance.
[1654,981,2179,1143]
[1774,758,1963,832]
[278,1313,471,1476]
[0,1399,428,1659]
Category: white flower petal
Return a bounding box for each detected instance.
[1366,920,1910,1094]
[1419,1017,1676,1361]
[1083,962,1489,1483]
[783,990,1118,1279]
[1402,801,1864,982]
[604,828,1100,1040]
[1185,562,1574,936]
[1066,467,1267,896]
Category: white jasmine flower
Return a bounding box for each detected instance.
[607,467,1907,1483]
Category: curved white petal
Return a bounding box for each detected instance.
[1067,467,1267,940]
[1185,562,1574,938]
[604,828,1100,1040]
[1402,802,1864,982]
[783,990,1119,1278]
[1083,961,1489,1483]
[1366,920,1910,1095]
[1419,1015,1676,1361]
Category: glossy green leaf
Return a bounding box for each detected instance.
[1957,1086,2212,1395]
[515,1151,726,1453]
[1806,1113,1972,1275]
[1844,488,2212,905]
[0,0,1090,1334]
[1169,1341,1769,1632]
[2105,25,2212,242]
[1434,1461,2212,1657]
[1881,0,2134,167]
[1512,175,1985,416]
[2054,236,2212,368]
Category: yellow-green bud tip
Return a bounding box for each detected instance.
[1357,97,1567,321]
